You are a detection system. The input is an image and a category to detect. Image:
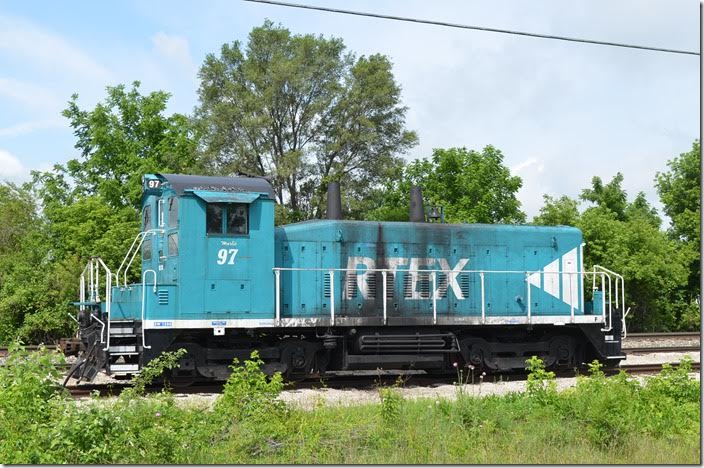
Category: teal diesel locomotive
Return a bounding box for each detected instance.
[68,173,627,383]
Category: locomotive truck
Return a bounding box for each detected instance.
[67,173,627,383]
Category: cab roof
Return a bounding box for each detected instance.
[156,173,275,199]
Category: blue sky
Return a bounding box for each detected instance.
[0,0,698,220]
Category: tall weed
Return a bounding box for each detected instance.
[525,355,557,405]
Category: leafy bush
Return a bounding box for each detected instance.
[214,350,285,423]
[0,341,67,463]
[525,355,557,405]
[0,344,699,464]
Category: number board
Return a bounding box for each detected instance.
[144,178,162,191]
[143,179,163,192]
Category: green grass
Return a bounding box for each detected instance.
[0,342,700,464]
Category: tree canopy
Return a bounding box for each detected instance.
[0,83,201,345]
[532,195,580,226]
[655,140,700,301]
[195,20,417,220]
[534,170,696,331]
[580,172,629,221]
[52,81,200,210]
[368,146,526,224]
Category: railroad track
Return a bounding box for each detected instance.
[624,345,700,354]
[626,332,700,339]
[0,344,59,358]
[63,359,701,398]
[619,361,701,374]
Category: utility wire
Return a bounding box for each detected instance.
[244,0,699,56]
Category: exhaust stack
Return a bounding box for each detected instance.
[326,181,342,220]
[409,186,425,222]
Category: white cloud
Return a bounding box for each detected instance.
[0,118,66,137]
[0,15,111,81]
[152,32,197,73]
[510,157,538,174]
[0,77,62,110]
[0,149,26,178]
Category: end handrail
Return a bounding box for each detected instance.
[78,257,113,349]
[91,313,106,345]
[593,265,626,335]
[141,269,157,350]
[116,229,163,287]
[115,231,147,287]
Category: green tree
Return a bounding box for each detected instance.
[624,191,661,229]
[580,172,628,220]
[367,146,526,224]
[57,81,200,210]
[9,83,201,344]
[575,170,691,331]
[578,205,688,331]
[34,81,201,264]
[655,140,700,299]
[195,20,417,220]
[532,195,580,226]
[0,184,75,343]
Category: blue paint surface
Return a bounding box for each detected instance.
[110,174,601,324]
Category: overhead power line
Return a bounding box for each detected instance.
[244,0,699,56]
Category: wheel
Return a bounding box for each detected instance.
[279,338,317,381]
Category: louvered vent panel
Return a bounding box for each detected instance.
[367,273,376,299]
[460,273,470,298]
[323,274,331,298]
[437,272,448,298]
[346,272,357,298]
[158,289,169,305]
[403,272,412,298]
[418,272,431,299]
[385,273,395,299]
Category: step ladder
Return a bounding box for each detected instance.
[107,319,142,376]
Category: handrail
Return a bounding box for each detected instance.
[593,265,625,310]
[271,267,617,326]
[78,257,113,349]
[593,265,627,337]
[115,229,164,287]
[141,269,157,350]
[115,231,147,287]
[91,313,106,344]
[272,267,610,274]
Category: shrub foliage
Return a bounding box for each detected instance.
[0,348,699,464]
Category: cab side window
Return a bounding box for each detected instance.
[206,203,248,235]
[168,198,178,228]
[143,238,152,260]
[142,204,152,230]
[206,205,224,234]
[142,205,153,259]
[167,232,178,256]
[227,204,248,234]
